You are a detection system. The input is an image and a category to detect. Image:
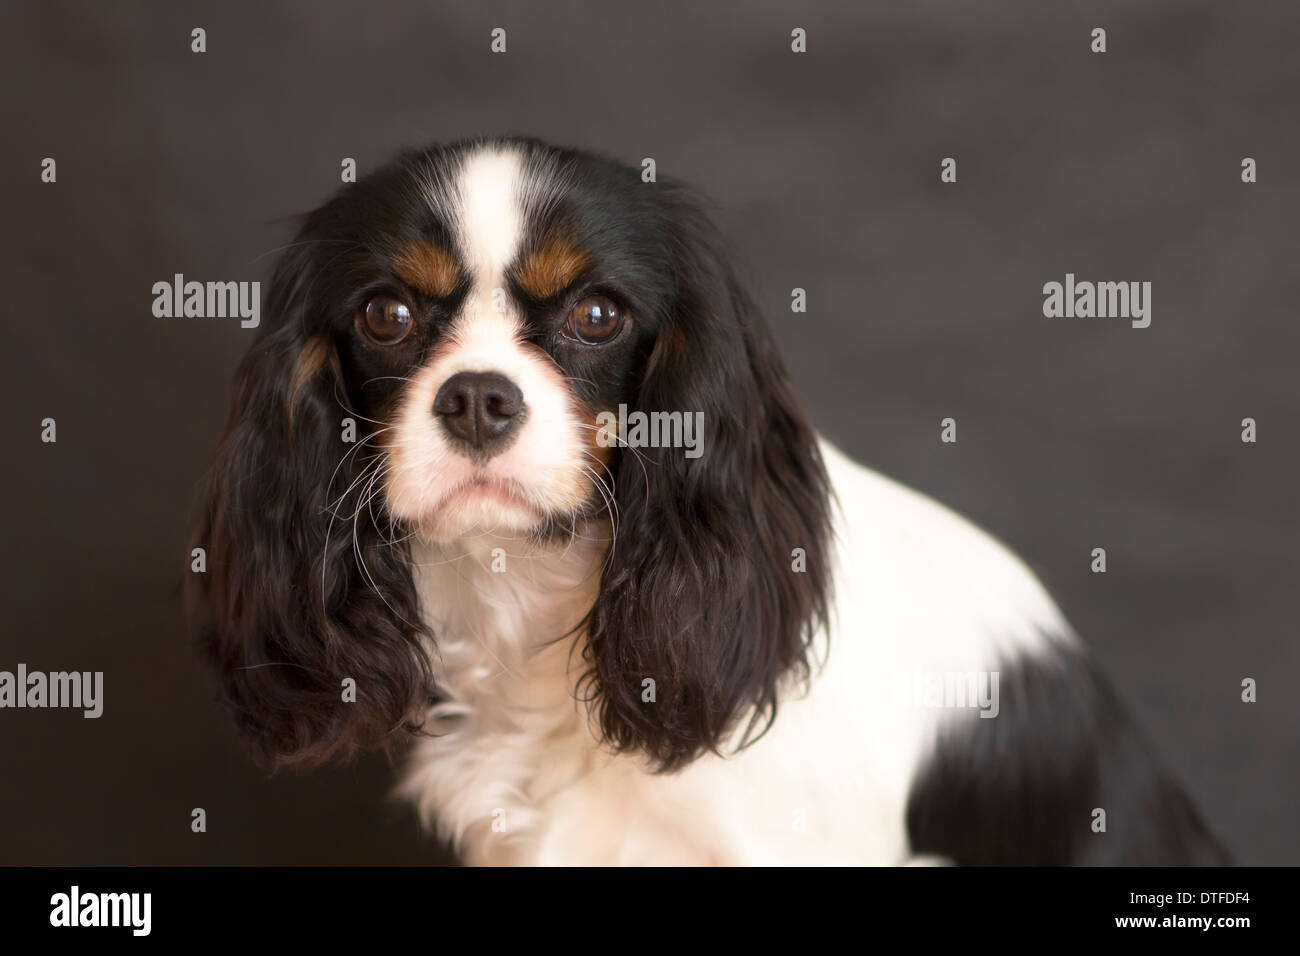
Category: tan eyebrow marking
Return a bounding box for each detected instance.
[515,237,592,300]
[392,241,461,297]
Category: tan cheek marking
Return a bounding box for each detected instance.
[515,237,592,300]
[565,396,615,515]
[393,242,461,297]
[289,334,334,416]
[520,342,613,478]
[640,325,688,386]
[579,403,616,473]
[667,324,688,360]
[519,353,608,510]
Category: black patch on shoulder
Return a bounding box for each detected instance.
[905,642,1230,865]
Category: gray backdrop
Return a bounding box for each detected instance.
[1,0,1296,865]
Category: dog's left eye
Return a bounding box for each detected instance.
[563,295,624,345]
[358,294,414,345]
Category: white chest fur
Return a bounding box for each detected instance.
[398,441,1071,865]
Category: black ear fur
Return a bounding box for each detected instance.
[187,240,432,769]
[583,187,833,771]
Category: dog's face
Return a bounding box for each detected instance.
[326,144,673,543]
[191,138,831,772]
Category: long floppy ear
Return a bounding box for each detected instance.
[187,240,432,769]
[584,186,833,772]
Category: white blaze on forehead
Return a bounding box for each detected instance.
[455,147,525,292]
[383,143,591,540]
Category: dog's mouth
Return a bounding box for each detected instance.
[409,474,546,541]
[444,476,534,508]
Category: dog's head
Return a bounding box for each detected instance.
[189,137,831,771]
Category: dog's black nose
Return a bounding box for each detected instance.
[433,371,526,456]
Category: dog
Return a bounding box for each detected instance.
[189,136,1228,865]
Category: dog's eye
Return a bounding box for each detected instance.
[563,295,624,345]
[358,294,414,345]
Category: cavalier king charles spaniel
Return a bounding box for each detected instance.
[189,137,1228,866]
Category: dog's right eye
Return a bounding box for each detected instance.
[358,294,414,345]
